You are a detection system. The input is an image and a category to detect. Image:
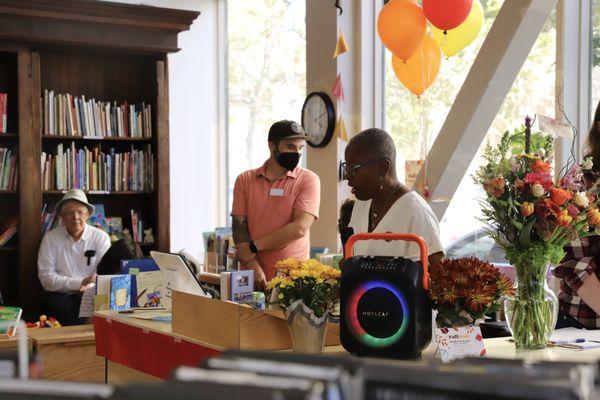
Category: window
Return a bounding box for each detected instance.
[226,0,306,217]
[383,0,556,247]
[592,2,600,117]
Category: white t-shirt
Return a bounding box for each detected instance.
[348,191,444,261]
[38,224,111,293]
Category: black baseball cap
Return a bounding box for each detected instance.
[268,120,308,142]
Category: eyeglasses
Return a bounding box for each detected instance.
[341,158,389,176]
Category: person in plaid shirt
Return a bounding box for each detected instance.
[554,102,600,329]
[554,236,600,329]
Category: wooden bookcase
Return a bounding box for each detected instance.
[0,0,199,318]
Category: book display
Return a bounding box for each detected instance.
[0,0,198,318]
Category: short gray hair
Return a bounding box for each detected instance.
[348,128,396,167]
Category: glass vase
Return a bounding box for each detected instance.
[284,299,328,354]
[503,261,558,349]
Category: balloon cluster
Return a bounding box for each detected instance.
[378,0,484,96]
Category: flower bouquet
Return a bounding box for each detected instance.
[474,117,600,348]
[267,258,341,353]
[429,257,513,328]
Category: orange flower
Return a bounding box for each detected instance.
[587,207,600,226]
[484,177,505,198]
[549,187,573,206]
[520,202,534,217]
[532,159,551,173]
[556,209,573,227]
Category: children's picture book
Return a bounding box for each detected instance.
[230,270,254,303]
[0,306,22,338]
[106,217,123,240]
[134,271,163,308]
[109,275,131,311]
[88,204,108,233]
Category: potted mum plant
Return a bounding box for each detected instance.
[267,258,340,353]
[474,116,600,349]
[429,257,513,328]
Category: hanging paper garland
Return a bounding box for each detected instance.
[333,31,349,58]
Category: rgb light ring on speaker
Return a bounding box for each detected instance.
[346,280,409,348]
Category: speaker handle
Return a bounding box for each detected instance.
[344,233,429,291]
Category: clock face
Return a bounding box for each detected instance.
[302,92,335,148]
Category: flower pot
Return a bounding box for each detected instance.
[503,261,558,349]
[284,299,328,354]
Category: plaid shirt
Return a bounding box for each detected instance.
[554,236,600,329]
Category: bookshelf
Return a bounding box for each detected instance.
[0,0,199,318]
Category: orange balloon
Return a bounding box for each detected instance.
[392,35,441,96]
[378,0,427,62]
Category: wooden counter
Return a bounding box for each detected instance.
[95,308,600,385]
[27,325,104,382]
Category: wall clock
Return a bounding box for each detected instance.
[301,91,336,148]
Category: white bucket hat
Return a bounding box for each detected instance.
[55,189,95,215]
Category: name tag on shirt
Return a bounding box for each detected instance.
[270,188,284,197]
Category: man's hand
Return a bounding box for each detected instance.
[241,258,267,292]
[79,273,97,292]
[236,242,255,263]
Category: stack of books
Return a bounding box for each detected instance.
[0,147,17,190]
[42,90,152,138]
[0,93,7,133]
[41,143,154,191]
[41,203,58,235]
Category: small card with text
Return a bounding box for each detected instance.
[435,326,486,363]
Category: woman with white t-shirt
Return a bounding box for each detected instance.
[341,128,444,268]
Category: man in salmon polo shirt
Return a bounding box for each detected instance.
[231,120,321,291]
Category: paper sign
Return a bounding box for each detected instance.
[538,115,573,139]
[333,31,349,58]
[435,326,486,363]
[270,188,284,197]
[405,160,424,188]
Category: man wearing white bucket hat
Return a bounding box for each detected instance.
[37,189,111,325]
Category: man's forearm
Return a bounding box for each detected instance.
[577,273,600,315]
[232,216,252,244]
[255,222,309,252]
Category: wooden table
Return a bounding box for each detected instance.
[27,325,104,382]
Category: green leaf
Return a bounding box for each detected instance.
[518,219,536,248]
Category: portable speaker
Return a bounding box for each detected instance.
[340,233,432,359]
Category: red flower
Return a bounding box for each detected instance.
[567,204,580,218]
[549,187,573,206]
[556,209,573,227]
[525,172,553,190]
[532,159,551,173]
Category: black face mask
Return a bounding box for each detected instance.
[276,151,301,171]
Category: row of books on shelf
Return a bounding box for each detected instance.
[41,142,154,192]
[0,216,17,248]
[0,147,17,190]
[0,93,7,134]
[42,90,152,139]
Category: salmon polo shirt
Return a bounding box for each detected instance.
[231,162,321,280]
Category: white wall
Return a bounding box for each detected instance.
[110,0,221,259]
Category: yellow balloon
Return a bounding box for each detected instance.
[431,0,484,57]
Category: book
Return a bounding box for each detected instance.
[0,306,22,338]
[219,270,254,303]
[106,217,123,238]
[134,271,164,308]
[0,216,18,247]
[0,93,7,133]
[87,204,107,232]
[230,270,254,303]
[109,275,131,311]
